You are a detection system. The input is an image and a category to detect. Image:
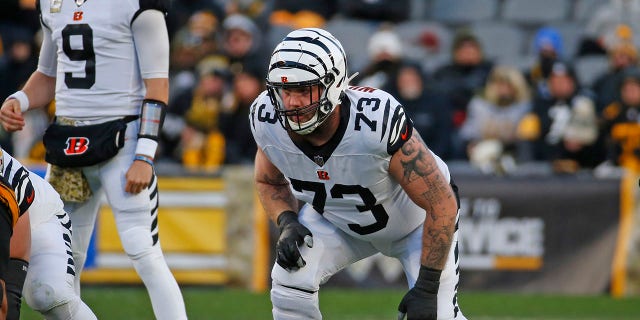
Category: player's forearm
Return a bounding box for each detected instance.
[420,195,457,270]
[390,134,457,270]
[142,78,169,104]
[19,71,56,110]
[256,180,298,224]
[417,161,457,269]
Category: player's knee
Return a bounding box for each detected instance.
[271,282,321,320]
[24,281,59,312]
[271,263,320,293]
[24,278,74,312]
[120,227,154,257]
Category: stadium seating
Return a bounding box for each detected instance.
[574,55,610,87]
[394,20,452,71]
[574,0,606,22]
[324,18,378,73]
[430,0,499,25]
[470,22,526,63]
[502,0,571,26]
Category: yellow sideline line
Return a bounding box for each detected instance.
[611,171,636,297]
[494,256,543,270]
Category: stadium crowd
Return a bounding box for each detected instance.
[1,0,640,176]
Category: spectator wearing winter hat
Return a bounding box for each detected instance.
[600,66,640,170]
[525,27,564,100]
[578,0,640,56]
[220,13,269,79]
[353,26,406,90]
[591,29,639,112]
[519,61,604,173]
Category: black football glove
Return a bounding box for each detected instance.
[397,266,441,320]
[275,210,313,272]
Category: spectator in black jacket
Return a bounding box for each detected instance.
[432,29,493,159]
[520,62,604,173]
[387,62,453,160]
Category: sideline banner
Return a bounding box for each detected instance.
[326,174,621,294]
[80,177,229,285]
[456,175,620,294]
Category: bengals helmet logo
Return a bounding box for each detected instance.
[64,137,90,155]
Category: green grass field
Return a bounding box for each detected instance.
[18,286,640,319]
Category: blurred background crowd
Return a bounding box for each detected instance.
[2,0,640,176]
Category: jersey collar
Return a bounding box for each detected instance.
[290,97,351,167]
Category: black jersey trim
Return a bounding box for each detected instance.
[386,105,413,155]
[290,97,351,165]
[131,0,169,26]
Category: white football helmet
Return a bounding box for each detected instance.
[266,28,349,135]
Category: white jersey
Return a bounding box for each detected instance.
[37,0,166,117]
[251,86,451,242]
[0,150,63,226]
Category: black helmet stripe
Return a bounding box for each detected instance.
[282,34,340,66]
[282,36,332,60]
[272,48,329,74]
[268,61,321,78]
[304,28,347,64]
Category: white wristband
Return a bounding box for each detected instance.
[135,137,158,159]
[7,91,29,112]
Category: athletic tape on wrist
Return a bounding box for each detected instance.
[135,138,158,159]
[7,91,29,113]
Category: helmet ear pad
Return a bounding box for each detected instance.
[324,73,334,85]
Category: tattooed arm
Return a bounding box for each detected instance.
[254,148,299,224]
[389,132,457,270]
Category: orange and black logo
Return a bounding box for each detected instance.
[64,137,90,155]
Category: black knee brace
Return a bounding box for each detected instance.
[5,258,28,320]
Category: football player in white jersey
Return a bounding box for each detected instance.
[250,28,467,320]
[0,149,97,319]
[0,0,187,319]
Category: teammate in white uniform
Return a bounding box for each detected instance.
[0,0,187,319]
[0,149,97,319]
[251,28,466,320]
